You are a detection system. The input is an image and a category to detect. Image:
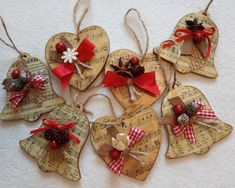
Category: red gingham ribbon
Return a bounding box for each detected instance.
[108,127,146,175]
[8,75,46,109]
[171,100,218,143]
[30,117,80,144]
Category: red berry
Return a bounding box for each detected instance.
[173,104,185,115]
[193,32,204,43]
[109,149,121,160]
[49,140,58,150]
[55,42,66,53]
[11,69,20,79]
[130,56,139,65]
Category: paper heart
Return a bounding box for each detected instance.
[104,49,167,109]
[0,53,64,121]
[91,106,162,181]
[20,105,89,181]
[45,26,110,90]
[156,13,219,78]
[161,85,233,159]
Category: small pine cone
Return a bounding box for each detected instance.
[44,128,58,141]
[20,70,32,83]
[185,101,199,116]
[54,130,70,145]
[10,78,24,91]
[177,113,190,125]
[131,65,145,77]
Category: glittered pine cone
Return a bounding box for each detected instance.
[185,101,199,117]
[177,113,190,125]
[131,65,145,77]
[19,70,32,84]
[10,78,25,92]
[44,128,58,141]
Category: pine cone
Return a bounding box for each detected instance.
[54,130,70,145]
[185,101,199,116]
[177,113,190,125]
[131,65,145,77]
[44,128,70,146]
[10,78,24,92]
[20,70,32,83]
[44,128,58,141]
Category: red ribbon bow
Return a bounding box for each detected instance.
[103,71,160,96]
[108,127,146,175]
[8,75,46,109]
[171,100,217,143]
[52,38,96,89]
[163,27,216,59]
[30,117,80,145]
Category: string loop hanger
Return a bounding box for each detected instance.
[124,8,149,62]
[73,0,90,40]
[203,0,214,15]
[0,16,24,57]
[159,39,182,89]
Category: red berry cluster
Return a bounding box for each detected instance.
[109,148,121,160]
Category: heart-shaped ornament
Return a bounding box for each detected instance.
[103,49,167,109]
[45,26,110,90]
[0,53,65,121]
[161,84,233,159]
[155,12,218,78]
[91,106,162,181]
[20,104,89,181]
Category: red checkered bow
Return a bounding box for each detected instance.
[171,100,218,143]
[8,75,46,109]
[108,127,146,175]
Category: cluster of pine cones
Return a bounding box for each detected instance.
[44,128,70,146]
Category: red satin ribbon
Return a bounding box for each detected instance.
[52,38,95,89]
[30,118,80,144]
[103,71,160,96]
[163,27,216,59]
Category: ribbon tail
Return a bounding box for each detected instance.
[108,155,125,175]
[67,131,80,144]
[52,63,75,89]
[133,72,160,96]
[103,71,128,87]
[8,91,26,109]
[184,124,196,143]
[171,125,184,137]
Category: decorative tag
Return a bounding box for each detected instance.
[91,106,162,181]
[161,84,233,159]
[0,53,65,121]
[155,12,219,78]
[45,26,109,90]
[20,105,89,181]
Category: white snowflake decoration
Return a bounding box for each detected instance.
[61,48,78,63]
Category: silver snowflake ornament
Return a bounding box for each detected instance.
[61,48,78,63]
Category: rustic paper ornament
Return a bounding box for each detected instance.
[161,84,233,159]
[0,17,64,121]
[20,105,89,181]
[45,0,109,90]
[103,9,167,109]
[91,106,162,181]
[154,0,219,78]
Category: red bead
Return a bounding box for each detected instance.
[55,42,66,53]
[193,32,204,43]
[11,69,20,79]
[173,104,185,115]
[130,56,139,65]
[49,140,58,150]
[109,149,121,160]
